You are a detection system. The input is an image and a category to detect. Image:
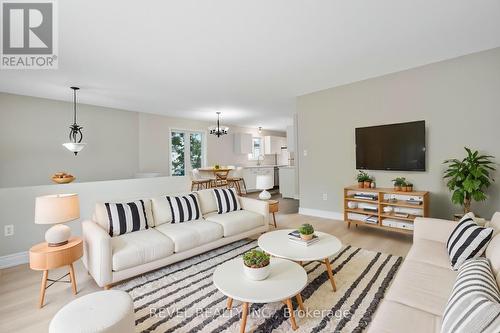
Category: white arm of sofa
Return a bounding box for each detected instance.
[82,220,112,287]
[239,197,270,220]
[413,217,456,244]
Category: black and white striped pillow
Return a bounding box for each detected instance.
[442,257,500,333]
[166,193,201,223]
[446,213,494,270]
[213,188,241,214]
[104,200,149,237]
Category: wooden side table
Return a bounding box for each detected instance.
[268,199,279,228]
[29,236,83,308]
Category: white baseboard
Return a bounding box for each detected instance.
[299,207,343,220]
[0,251,29,269]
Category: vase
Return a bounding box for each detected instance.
[244,263,271,281]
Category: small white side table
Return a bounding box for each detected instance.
[213,257,307,332]
[258,229,342,292]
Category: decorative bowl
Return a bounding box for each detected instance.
[243,263,271,281]
[51,175,75,184]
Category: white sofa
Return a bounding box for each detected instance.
[82,189,269,288]
[368,212,500,333]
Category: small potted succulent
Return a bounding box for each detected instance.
[392,177,406,191]
[243,249,271,281]
[405,182,413,192]
[298,223,315,241]
[356,171,372,188]
[214,164,220,170]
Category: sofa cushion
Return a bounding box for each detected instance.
[486,233,500,286]
[368,300,442,333]
[155,219,223,252]
[446,213,493,270]
[95,199,155,230]
[151,196,172,226]
[165,193,201,223]
[204,210,265,237]
[213,188,241,214]
[406,238,451,269]
[196,189,218,215]
[441,258,500,333]
[385,259,457,316]
[111,229,174,271]
[489,212,500,235]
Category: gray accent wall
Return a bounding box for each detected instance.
[297,47,500,219]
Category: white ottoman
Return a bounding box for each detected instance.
[49,290,135,333]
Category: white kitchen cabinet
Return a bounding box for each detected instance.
[242,167,274,191]
[233,133,253,154]
[279,167,297,199]
[286,125,295,153]
[264,136,286,155]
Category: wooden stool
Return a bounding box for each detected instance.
[268,199,279,228]
[29,237,83,308]
[191,179,211,191]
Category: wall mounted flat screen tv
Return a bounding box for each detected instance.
[355,120,426,171]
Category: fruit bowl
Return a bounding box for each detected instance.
[51,172,75,184]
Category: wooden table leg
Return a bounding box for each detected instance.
[324,258,337,292]
[240,302,249,333]
[296,293,305,311]
[272,212,277,228]
[285,298,298,330]
[69,263,77,295]
[226,297,233,310]
[38,270,48,308]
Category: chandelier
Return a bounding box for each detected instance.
[62,87,86,155]
[209,112,229,137]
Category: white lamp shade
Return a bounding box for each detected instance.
[35,194,80,225]
[63,142,86,154]
[256,175,273,190]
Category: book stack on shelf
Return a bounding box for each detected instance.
[288,230,320,246]
[343,185,429,234]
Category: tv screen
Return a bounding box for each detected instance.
[355,121,426,171]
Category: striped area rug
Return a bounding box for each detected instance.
[114,239,402,333]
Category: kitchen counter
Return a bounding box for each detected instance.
[243,165,287,169]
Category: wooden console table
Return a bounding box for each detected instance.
[343,186,429,234]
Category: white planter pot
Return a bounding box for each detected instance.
[243,263,271,281]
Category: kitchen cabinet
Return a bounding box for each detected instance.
[242,167,274,191]
[286,125,295,153]
[279,167,297,199]
[233,133,253,154]
[264,136,286,155]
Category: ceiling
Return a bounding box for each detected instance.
[1,1,500,130]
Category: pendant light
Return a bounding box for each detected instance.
[62,87,86,155]
[209,112,229,137]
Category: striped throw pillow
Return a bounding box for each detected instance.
[442,258,500,333]
[446,213,494,270]
[104,200,149,237]
[166,193,201,223]
[213,188,241,214]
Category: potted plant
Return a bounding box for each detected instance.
[405,182,413,192]
[356,171,371,188]
[214,164,220,170]
[243,249,271,281]
[392,177,406,191]
[298,223,315,241]
[443,147,496,214]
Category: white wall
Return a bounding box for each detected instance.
[0,176,190,259]
[0,93,139,187]
[297,47,500,219]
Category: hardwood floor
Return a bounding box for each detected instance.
[0,194,412,333]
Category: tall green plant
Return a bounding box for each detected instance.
[443,147,496,213]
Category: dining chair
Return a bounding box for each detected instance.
[227,167,247,195]
[190,169,212,191]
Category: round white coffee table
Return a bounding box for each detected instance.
[258,229,342,292]
[213,257,307,333]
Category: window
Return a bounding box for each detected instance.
[248,137,263,160]
[170,130,206,176]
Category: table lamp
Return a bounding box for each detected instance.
[35,194,80,247]
[256,175,273,200]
